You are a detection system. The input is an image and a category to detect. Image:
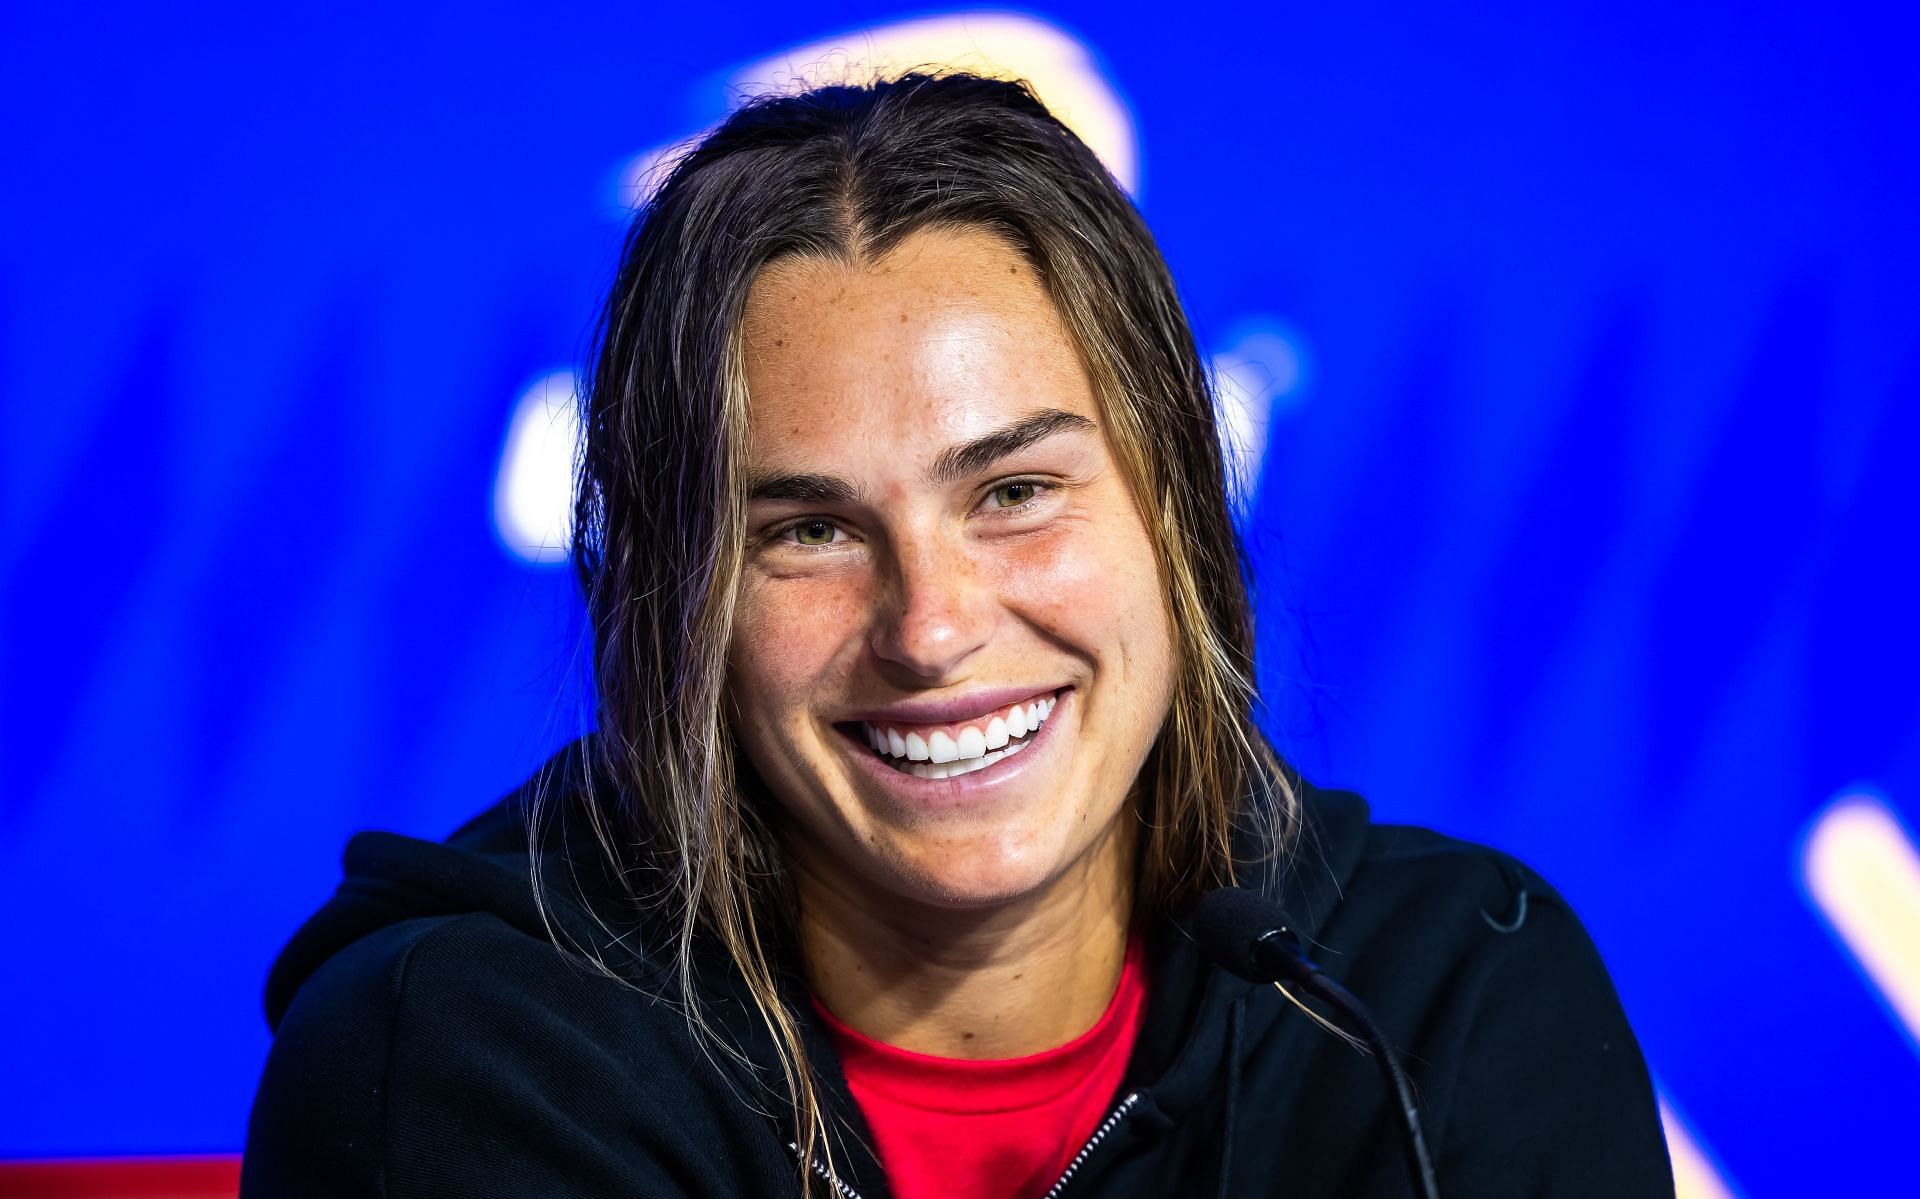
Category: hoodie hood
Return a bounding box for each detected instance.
[265,735,656,1028]
[252,736,1678,1199]
[263,733,1376,1196]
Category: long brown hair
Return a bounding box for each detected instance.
[552,70,1297,1192]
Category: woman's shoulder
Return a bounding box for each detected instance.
[1274,774,1648,1095]
[243,828,790,1197]
[259,738,666,1026]
[1276,772,1582,957]
[243,906,791,1197]
[256,903,717,1109]
[1354,814,1565,933]
[1243,778,1671,1194]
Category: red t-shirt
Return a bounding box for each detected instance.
[810,934,1148,1199]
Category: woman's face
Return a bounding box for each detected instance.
[728,226,1176,911]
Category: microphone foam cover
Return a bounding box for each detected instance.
[1193,887,1293,982]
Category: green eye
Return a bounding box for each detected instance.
[790,520,837,546]
[990,482,1037,508]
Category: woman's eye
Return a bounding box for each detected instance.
[785,520,841,546]
[988,481,1039,508]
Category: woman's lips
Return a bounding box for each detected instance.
[837,688,1069,796]
[839,684,1062,726]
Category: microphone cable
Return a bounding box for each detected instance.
[1194,887,1442,1199]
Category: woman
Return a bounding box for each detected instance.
[242,73,1674,1197]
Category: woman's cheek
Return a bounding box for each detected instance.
[735,569,868,696]
[988,516,1147,631]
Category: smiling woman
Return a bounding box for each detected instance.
[241,73,1675,1198]
[731,227,1181,1071]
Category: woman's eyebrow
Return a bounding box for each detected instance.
[746,409,1097,505]
[747,472,865,505]
[927,408,1098,485]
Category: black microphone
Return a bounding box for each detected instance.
[1193,888,1442,1199]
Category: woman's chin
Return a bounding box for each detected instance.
[898,870,1051,911]
[870,829,1091,911]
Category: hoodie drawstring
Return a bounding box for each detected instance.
[1216,995,1245,1199]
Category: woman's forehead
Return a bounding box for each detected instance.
[741,226,1056,346]
[739,228,1100,468]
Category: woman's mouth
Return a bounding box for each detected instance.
[840,691,1060,780]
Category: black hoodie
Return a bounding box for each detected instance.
[242,737,1675,1197]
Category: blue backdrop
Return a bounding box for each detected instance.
[4,3,1917,1194]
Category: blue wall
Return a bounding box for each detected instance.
[4,3,1916,1192]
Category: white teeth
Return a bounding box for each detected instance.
[927,730,959,764]
[861,693,1059,773]
[871,720,1042,777]
[908,748,1005,779]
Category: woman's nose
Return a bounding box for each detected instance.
[868,540,996,682]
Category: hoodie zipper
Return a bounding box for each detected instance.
[789,1142,867,1199]
[1041,1090,1142,1198]
[789,1088,1141,1199]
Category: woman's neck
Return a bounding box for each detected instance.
[792,819,1137,1060]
